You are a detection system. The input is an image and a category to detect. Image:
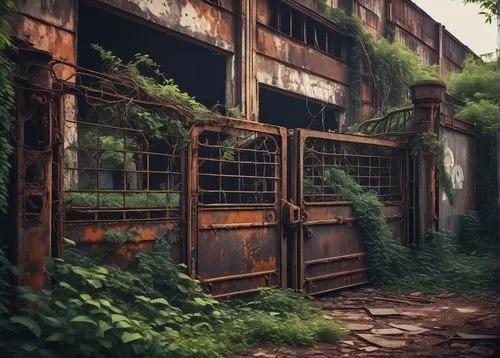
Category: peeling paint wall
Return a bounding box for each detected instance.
[256,27,350,86]
[256,55,349,108]
[95,0,235,52]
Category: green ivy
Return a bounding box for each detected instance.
[448,58,499,244]
[323,167,500,295]
[0,0,15,214]
[413,132,454,205]
[321,7,440,121]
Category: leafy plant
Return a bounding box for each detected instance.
[322,167,500,295]
[448,58,499,244]
[321,7,440,121]
[0,0,14,214]
[0,237,347,357]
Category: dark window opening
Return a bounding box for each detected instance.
[78,2,227,109]
[268,0,348,61]
[259,87,340,132]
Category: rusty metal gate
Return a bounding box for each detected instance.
[289,129,408,295]
[187,120,287,298]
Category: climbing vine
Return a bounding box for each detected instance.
[320,6,439,121]
[87,44,218,144]
[412,132,454,205]
[448,58,499,244]
[0,0,15,214]
[323,167,500,295]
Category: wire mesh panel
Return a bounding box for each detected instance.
[190,122,287,298]
[303,137,405,203]
[196,130,279,206]
[64,120,182,222]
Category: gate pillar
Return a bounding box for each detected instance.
[409,80,446,241]
[14,48,54,290]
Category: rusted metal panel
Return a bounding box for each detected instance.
[15,49,55,290]
[65,222,182,265]
[355,0,385,38]
[291,129,407,295]
[256,26,350,86]
[95,0,235,52]
[256,55,349,109]
[391,0,439,50]
[15,0,76,32]
[15,15,76,78]
[394,26,438,66]
[438,126,477,236]
[188,120,287,298]
[442,29,472,69]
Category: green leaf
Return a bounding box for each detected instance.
[21,344,37,352]
[94,266,108,274]
[63,237,76,247]
[99,320,113,332]
[212,310,221,317]
[121,332,143,343]
[54,300,68,310]
[150,298,169,306]
[97,338,113,348]
[58,281,78,292]
[88,279,103,289]
[116,321,133,329]
[46,332,64,341]
[111,314,128,323]
[99,299,112,307]
[177,272,191,280]
[44,316,62,327]
[70,315,98,326]
[194,297,207,306]
[85,299,101,308]
[21,293,42,303]
[10,316,42,337]
[80,293,92,301]
[135,295,151,303]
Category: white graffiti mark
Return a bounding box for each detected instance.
[442,135,464,201]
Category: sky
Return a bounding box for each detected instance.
[412,0,498,55]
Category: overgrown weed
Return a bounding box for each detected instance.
[0,238,347,357]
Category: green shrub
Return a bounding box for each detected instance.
[0,238,347,357]
[323,167,500,295]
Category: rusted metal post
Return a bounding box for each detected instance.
[15,48,54,290]
[409,80,446,241]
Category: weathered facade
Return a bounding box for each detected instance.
[13,0,476,132]
[11,0,478,296]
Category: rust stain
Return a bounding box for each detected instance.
[16,15,76,78]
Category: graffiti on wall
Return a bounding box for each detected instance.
[442,135,464,201]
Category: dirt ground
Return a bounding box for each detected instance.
[241,287,500,357]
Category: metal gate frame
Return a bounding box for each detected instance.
[187,118,288,298]
[290,129,409,295]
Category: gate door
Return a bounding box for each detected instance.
[188,119,287,298]
[291,129,407,295]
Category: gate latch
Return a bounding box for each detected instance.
[283,199,301,225]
